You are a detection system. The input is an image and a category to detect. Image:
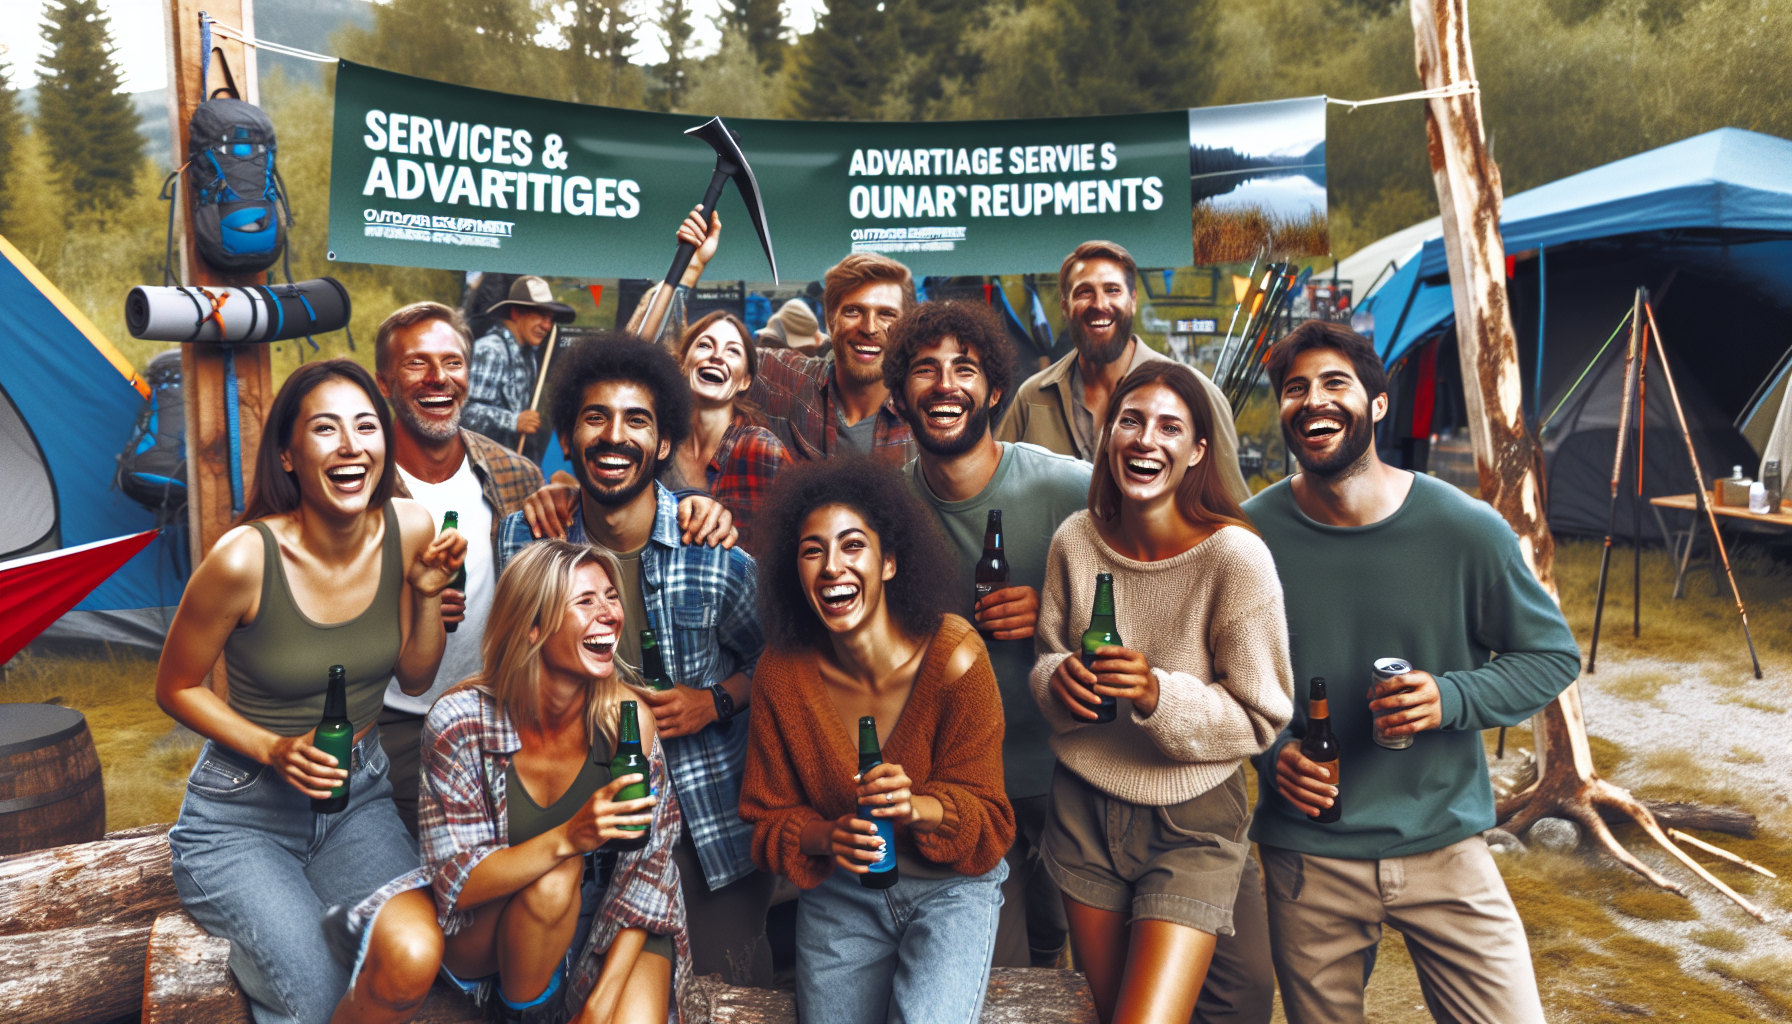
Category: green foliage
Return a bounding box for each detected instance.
[652,0,697,112]
[36,0,145,226]
[0,61,22,230]
[684,27,785,119]
[561,0,646,108]
[719,0,790,71]
[333,0,575,102]
[785,0,903,120]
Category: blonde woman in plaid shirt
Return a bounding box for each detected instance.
[418,540,691,1023]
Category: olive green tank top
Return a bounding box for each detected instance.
[224,504,404,736]
[506,732,612,847]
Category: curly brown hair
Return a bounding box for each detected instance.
[756,457,957,652]
[881,300,1018,423]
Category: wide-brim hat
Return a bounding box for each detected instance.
[487,275,577,323]
[776,298,821,348]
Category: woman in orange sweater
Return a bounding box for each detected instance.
[741,458,1015,1024]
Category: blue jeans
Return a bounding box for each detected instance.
[794,860,1008,1024]
[169,730,423,1024]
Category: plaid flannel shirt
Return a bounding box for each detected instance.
[744,347,915,465]
[415,687,692,1020]
[393,429,543,556]
[704,415,791,556]
[464,325,539,451]
[498,483,765,890]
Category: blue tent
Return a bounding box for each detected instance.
[0,236,186,649]
[1353,128,1792,538]
[1359,127,1792,366]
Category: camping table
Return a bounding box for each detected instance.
[1648,492,1792,598]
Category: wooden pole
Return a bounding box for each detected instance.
[165,0,273,694]
[1586,289,1644,673]
[1411,0,1743,908]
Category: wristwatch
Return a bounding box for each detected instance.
[711,684,736,729]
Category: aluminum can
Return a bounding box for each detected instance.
[1369,658,1414,750]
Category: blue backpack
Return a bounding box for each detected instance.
[116,350,187,514]
[185,97,291,275]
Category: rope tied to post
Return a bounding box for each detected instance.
[1327,81,1480,113]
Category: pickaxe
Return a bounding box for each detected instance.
[634,117,778,342]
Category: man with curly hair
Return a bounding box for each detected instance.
[884,300,1277,1020]
[494,334,779,988]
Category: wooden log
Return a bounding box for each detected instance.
[143,908,482,1024]
[1599,801,1756,839]
[0,921,152,1024]
[104,821,174,841]
[684,968,1097,1024]
[142,909,248,1024]
[0,833,178,935]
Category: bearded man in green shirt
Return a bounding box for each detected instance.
[1244,321,1580,1024]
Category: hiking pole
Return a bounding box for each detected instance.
[1587,289,1644,674]
[1644,297,1763,679]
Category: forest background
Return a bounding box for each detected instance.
[1,0,1790,377]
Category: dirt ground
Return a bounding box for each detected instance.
[5,537,1790,1022]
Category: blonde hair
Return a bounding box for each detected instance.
[468,539,642,750]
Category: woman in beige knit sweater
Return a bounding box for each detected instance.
[1031,360,1293,1024]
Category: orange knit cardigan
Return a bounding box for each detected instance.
[740,614,1015,889]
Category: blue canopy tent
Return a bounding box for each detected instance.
[1353,128,1792,538]
[0,236,187,650]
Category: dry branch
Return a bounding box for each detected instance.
[1670,829,1777,879]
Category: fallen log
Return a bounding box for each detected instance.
[682,968,1097,1024]
[0,832,178,935]
[0,921,153,1024]
[103,821,174,841]
[143,908,481,1024]
[1598,801,1756,839]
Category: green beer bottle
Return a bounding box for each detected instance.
[1079,573,1121,724]
[312,665,353,814]
[639,629,673,691]
[857,716,899,889]
[441,511,467,633]
[608,701,651,851]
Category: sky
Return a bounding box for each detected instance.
[1187,96,1327,159]
[0,0,826,94]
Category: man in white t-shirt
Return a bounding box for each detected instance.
[374,302,545,836]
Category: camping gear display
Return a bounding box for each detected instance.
[0,703,105,855]
[125,278,351,343]
[115,350,186,515]
[186,97,291,274]
[635,116,779,343]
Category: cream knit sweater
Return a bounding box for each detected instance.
[1030,512,1294,806]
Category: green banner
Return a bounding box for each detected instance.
[329,62,1326,281]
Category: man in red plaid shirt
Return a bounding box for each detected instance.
[744,253,918,465]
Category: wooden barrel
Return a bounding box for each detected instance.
[0,703,105,855]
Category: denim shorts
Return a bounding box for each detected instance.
[168,730,423,1024]
[1041,762,1250,936]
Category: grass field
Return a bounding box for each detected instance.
[1193,200,1330,266]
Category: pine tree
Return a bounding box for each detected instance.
[36,0,145,225]
[563,0,645,107]
[719,0,788,71]
[653,0,696,111]
[0,61,22,230]
[785,0,900,120]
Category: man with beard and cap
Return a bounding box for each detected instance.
[1245,321,1578,1024]
[744,252,917,463]
[372,301,544,836]
[884,299,1278,1024]
[496,335,778,989]
[997,241,1249,506]
[465,275,576,453]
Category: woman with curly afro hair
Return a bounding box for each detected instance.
[740,457,1016,1023]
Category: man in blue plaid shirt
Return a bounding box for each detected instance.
[497,333,775,987]
[465,275,574,451]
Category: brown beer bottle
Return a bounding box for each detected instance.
[973,510,1008,636]
[1300,677,1341,824]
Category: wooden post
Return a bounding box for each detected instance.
[1411,0,1765,914]
[165,0,273,693]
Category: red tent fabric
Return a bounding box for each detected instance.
[1,531,159,663]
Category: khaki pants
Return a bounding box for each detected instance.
[1260,837,1544,1024]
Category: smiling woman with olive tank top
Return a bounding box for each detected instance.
[156,359,467,1024]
